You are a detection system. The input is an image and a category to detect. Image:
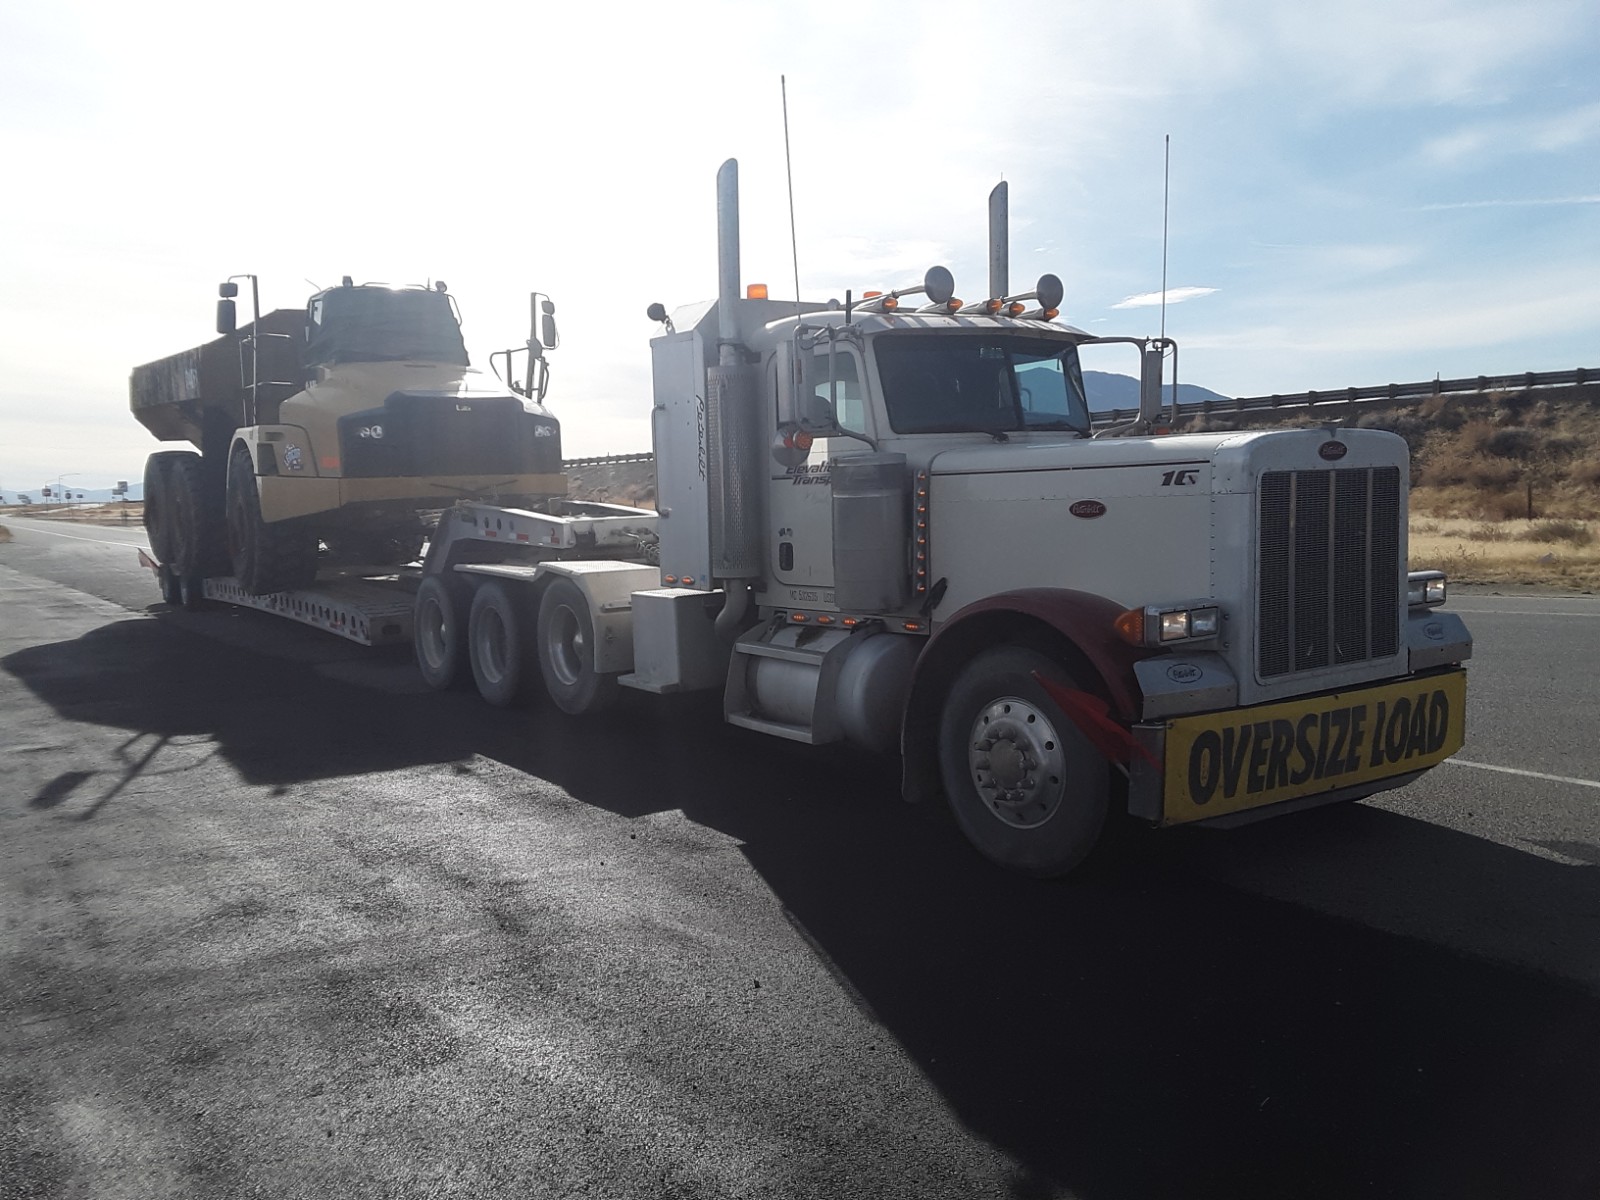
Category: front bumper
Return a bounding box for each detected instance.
[1129,667,1467,825]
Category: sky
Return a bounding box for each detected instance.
[1,0,1597,493]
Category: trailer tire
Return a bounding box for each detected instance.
[414,576,467,690]
[938,646,1109,878]
[537,577,617,715]
[225,444,318,595]
[468,581,533,707]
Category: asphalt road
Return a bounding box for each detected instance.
[3,512,1598,1199]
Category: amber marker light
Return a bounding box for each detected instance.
[882,297,899,310]
[1113,607,1147,646]
[1042,308,1059,319]
[903,620,924,632]
[816,615,835,624]
[791,612,808,622]
[1007,302,1026,317]
[747,283,769,299]
[863,291,883,299]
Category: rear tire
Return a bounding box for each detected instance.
[536,577,617,715]
[225,443,318,595]
[468,581,532,707]
[142,450,195,567]
[937,646,1110,878]
[413,576,467,690]
[167,454,225,608]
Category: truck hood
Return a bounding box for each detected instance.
[924,427,1406,491]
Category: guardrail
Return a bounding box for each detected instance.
[1095,366,1596,426]
[562,452,657,469]
[565,366,1597,466]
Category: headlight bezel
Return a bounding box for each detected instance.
[1116,600,1224,648]
[1407,570,1448,608]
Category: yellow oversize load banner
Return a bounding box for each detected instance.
[1162,669,1467,824]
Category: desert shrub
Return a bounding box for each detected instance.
[1464,490,1530,522]
[1568,456,1600,489]
[1542,433,1583,460]
[1525,519,1594,546]
[1483,426,1540,459]
[1421,545,1487,579]
[1419,450,1519,489]
[1462,523,1512,542]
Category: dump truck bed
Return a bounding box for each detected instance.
[129,309,304,444]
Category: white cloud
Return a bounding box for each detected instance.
[1112,286,1219,309]
[1420,195,1600,210]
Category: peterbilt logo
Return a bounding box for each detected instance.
[358,425,384,439]
[1318,440,1348,461]
[1069,499,1107,519]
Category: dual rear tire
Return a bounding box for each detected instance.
[144,450,223,611]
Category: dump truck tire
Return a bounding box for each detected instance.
[142,451,194,566]
[225,444,318,595]
[167,454,224,579]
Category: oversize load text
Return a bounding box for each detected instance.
[1186,687,1453,806]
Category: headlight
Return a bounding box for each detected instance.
[1116,601,1223,647]
[1407,570,1447,608]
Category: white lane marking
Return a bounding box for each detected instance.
[1448,608,1600,617]
[6,524,145,548]
[1443,758,1600,790]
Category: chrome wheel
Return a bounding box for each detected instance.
[966,696,1070,830]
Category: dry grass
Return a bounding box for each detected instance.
[1411,516,1600,590]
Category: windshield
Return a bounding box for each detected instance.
[875,333,1092,436]
[304,288,469,368]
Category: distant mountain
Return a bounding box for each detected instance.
[1083,370,1231,414]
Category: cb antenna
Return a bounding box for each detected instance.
[782,75,802,323]
[1159,133,1171,344]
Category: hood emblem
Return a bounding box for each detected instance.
[1069,499,1107,519]
[1318,440,1348,461]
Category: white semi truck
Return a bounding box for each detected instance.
[137,159,1472,877]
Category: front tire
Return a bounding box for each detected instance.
[225,444,318,595]
[938,646,1110,878]
[536,578,617,715]
[468,581,532,707]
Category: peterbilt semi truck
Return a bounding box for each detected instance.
[135,160,1472,877]
[130,278,567,602]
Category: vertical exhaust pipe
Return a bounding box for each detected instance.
[716,159,741,365]
[988,181,1009,300]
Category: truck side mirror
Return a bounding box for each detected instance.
[535,295,559,350]
[1139,344,1164,423]
[216,298,237,335]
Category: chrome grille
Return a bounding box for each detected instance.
[1258,467,1400,679]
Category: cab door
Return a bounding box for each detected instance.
[766,343,875,607]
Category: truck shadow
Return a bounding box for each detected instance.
[6,617,1599,1198]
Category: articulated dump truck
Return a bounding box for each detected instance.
[131,161,1474,878]
[130,279,566,600]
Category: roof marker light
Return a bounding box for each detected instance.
[747,283,769,300]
